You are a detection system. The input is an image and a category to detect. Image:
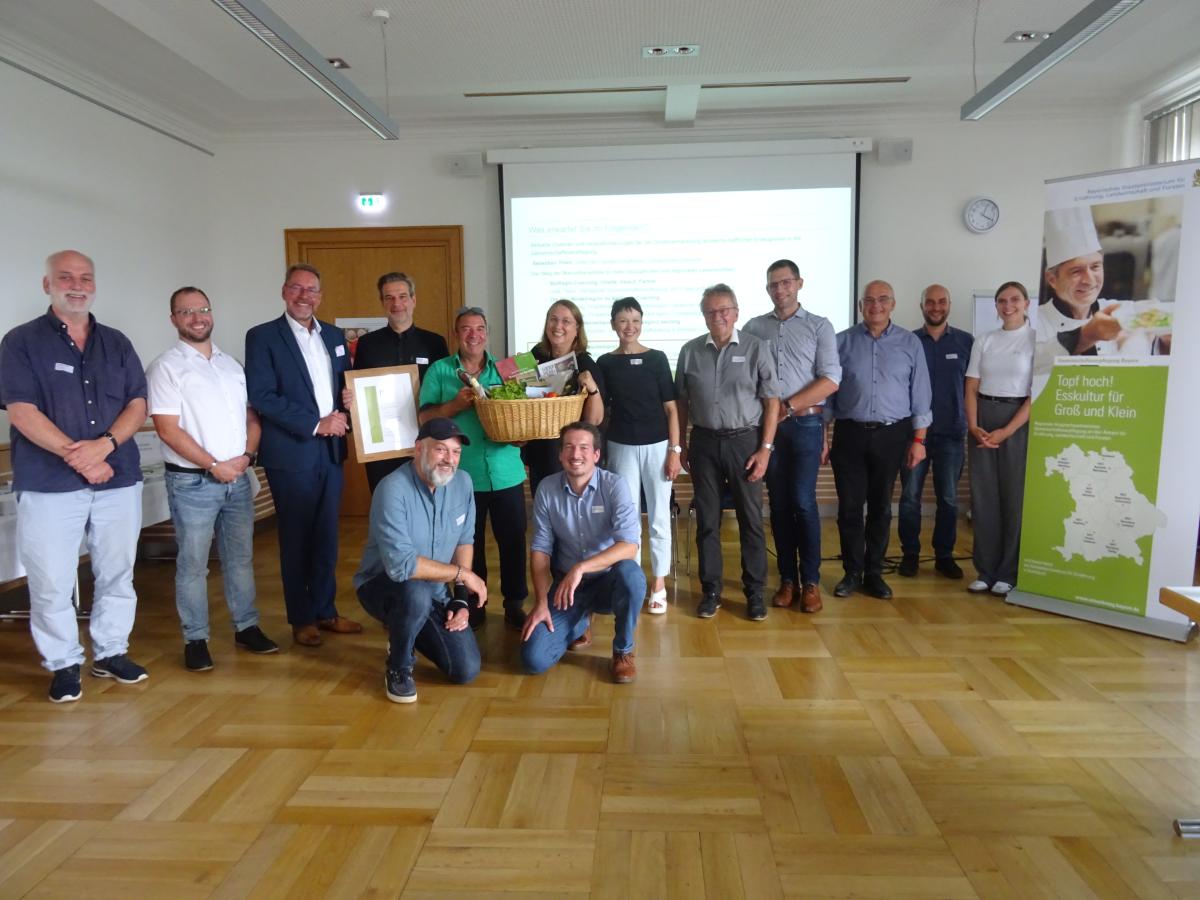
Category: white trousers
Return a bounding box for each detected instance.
[606,440,673,579]
[16,484,143,671]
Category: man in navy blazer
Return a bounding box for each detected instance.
[245,263,362,646]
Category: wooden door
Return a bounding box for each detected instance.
[285,226,464,516]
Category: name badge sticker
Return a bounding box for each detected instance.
[731,355,746,363]
[335,345,346,357]
[591,505,605,514]
[55,362,75,373]
[416,357,430,365]
[630,358,643,366]
[455,513,466,526]
[946,353,959,359]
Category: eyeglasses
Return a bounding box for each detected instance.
[861,297,894,306]
[173,306,212,317]
[766,277,798,291]
[702,306,737,319]
[284,283,321,296]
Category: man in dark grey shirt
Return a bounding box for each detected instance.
[675,284,779,621]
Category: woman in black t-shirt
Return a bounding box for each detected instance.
[523,300,604,497]
[597,297,681,615]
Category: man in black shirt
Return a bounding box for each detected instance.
[352,272,450,491]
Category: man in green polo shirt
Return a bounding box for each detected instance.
[419,306,528,630]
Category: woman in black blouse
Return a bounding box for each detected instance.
[597,298,681,614]
[523,299,604,497]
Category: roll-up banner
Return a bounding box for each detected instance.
[1010,159,1200,641]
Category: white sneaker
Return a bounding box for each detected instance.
[990,581,1013,596]
[967,579,991,593]
[647,588,668,615]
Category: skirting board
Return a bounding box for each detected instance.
[1007,589,1197,643]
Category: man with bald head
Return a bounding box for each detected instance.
[0,250,150,702]
[827,280,932,600]
[896,284,972,580]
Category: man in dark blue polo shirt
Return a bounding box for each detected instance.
[0,250,150,703]
[897,285,973,580]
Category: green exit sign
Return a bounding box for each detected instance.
[357,193,387,212]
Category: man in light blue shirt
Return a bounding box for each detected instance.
[828,279,932,601]
[521,422,645,684]
[354,418,485,703]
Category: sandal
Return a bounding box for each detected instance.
[647,589,668,615]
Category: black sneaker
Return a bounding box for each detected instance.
[91,654,149,684]
[184,640,213,672]
[48,664,82,703]
[385,667,417,704]
[746,595,767,621]
[696,593,721,618]
[934,557,964,579]
[897,555,919,577]
[504,606,528,631]
[468,601,486,631]
[235,625,280,654]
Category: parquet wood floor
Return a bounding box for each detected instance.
[1,516,1199,898]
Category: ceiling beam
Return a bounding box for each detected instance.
[664,84,700,127]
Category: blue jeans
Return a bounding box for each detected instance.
[765,414,825,585]
[898,433,965,559]
[522,558,645,674]
[357,575,480,683]
[165,471,258,641]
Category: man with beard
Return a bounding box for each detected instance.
[353,417,484,703]
[146,287,279,672]
[896,284,972,580]
[0,250,149,702]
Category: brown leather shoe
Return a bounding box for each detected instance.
[612,651,637,684]
[568,615,593,651]
[292,624,322,647]
[316,616,363,634]
[772,582,797,608]
[800,583,824,613]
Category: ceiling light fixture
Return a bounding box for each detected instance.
[961,0,1145,121]
[642,45,700,59]
[209,0,399,139]
[327,57,350,69]
[1004,30,1052,43]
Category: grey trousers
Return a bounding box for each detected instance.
[969,397,1029,585]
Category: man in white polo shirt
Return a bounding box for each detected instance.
[146,287,279,671]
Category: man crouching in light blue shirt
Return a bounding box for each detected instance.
[354,417,485,703]
[521,422,646,684]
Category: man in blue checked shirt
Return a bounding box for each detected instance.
[521,421,646,684]
[827,280,933,601]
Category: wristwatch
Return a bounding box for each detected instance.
[669,444,683,454]
[100,431,118,453]
[911,436,926,445]
[762,442,774,452]
[243,452,258,466]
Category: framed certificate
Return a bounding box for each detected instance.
[345,365,420,462]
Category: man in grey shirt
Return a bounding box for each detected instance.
[521,422,644,684]
[676,284,779,621]
[743,259,841,615]
[828,280,932,601]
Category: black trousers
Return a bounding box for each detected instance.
[689,427,766,599]
[472,483,529,612]
[829,420,912,576]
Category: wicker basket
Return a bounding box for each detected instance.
[475,394,587,443]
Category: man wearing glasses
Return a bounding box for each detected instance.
[675,284,779,621]
[245,264,362,647]
[827,280,932,601]
[147,287,279,672]
[743,260,841,615]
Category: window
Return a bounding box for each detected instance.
[1146,91,1200,164]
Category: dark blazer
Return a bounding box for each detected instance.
[245,314,350,470]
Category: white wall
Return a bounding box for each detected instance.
[2,56,1121,382]
[0,64,214,358]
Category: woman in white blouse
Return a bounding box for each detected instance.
[964,282,1035,596]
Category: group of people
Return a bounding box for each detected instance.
[0,248,1040,706]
